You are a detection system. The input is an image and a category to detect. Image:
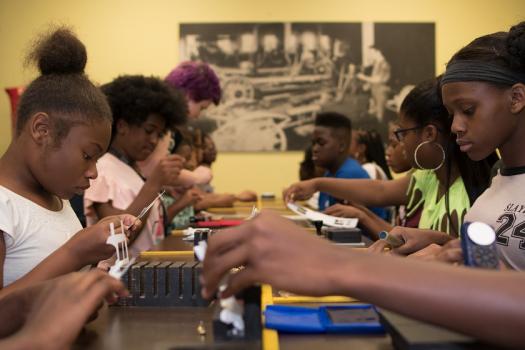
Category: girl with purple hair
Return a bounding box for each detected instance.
[165,61,222,119]
[139,61,222,186]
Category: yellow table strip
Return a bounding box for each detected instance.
[261,284,279,350]
[140,250,193,258]
[170,230,185,237]
[273,295,357,304]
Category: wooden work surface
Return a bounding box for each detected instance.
[204,198,296,215]
[74,304,392,350]
[74,206,393,350]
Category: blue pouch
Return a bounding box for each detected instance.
[264,304,384,334]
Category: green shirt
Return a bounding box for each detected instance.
[162,194,194,230]
[405,170,470,235]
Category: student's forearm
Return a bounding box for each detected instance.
[336,251,525,348]
[0,243,83,296]
[0,335,39,350]
[166,199,192,222]
[423,229,454,245]
[0,289,26,337]
[357,211,392,240]
[314,177,408,206]
[401,229,454,246]
[176,168,212,187]
[194,194,235,211]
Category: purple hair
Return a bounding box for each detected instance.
[165,61,222,105]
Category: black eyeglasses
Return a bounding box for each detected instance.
[393,124,444,142]
[393,126,425,142]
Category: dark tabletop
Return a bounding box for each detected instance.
[74,209,393,349]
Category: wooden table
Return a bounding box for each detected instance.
[74,203,393,350]
[74,304,392,350]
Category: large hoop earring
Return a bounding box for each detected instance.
[414,141,445,171]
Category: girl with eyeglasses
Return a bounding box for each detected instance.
[200,22,525,347]
[371,21,525,266]
[285,78,497,240]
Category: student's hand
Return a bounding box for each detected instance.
[149,154,185,189]
[67,214,139,266]
[97,214,142,238]
[235,190,257,202]
[180,188,203,207]
[167,184,191,197]
[407,239,463,264]
[367,226,452,255]
[90,214,143,236]
[282,179,317,202]
[324,204,364,219]
[201,210,351,299]
[15,270,128,350]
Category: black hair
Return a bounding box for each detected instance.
[315,111,352,142]
[400,79,447,128]
[299,146,317,181]
[172,126,196,154]
[315,111,352,130]
[101,75,188,140]
[402,77,497,236]
[446,21,525,75]
[174,137,193,161]
[355,130,392,179]
[175,137,192,150]
[170,128,185,154]
[16,27,112,143]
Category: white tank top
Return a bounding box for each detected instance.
[0,186,81,286]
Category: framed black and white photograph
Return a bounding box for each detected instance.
[180,22,435,151]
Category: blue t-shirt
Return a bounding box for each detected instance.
[318,158,388,220]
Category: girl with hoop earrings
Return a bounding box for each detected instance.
[284,77,498,243]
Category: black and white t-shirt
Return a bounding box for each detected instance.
[465,167,525,270]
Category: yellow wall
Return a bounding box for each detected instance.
[0,0,523,194]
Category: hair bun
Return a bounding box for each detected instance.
[507,21,525,71]
[27,27,87,75]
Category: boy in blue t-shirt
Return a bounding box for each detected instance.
[312,112,387,219]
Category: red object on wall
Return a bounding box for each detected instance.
[5,86,25,134]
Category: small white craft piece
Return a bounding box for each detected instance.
[194,240,208,262]
[182,227,212,241]
[286,202,358,228]
[246,205,259,220]
[219,285,245,335]
[106,220,135,279]
[105,191,165,279]
[194,240,245,335]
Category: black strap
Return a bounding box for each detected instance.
[500,165,525,176]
